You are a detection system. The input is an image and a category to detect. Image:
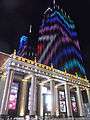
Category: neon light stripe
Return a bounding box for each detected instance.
[38,34,56,41]
[39,24,77,38]
[59,10,74,23]
[38,34,56,63]
[62,59,85,74]
[43,38,61,64]
[52,46,82,65]
[51,11,74,25]
[49,12,75,29]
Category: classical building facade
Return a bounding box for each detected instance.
[0,52,90,118]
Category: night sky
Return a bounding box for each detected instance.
[0,0,90,79]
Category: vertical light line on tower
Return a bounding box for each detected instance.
[53,0,56,5]
[29,25,32,33]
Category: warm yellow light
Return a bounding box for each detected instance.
[46,66,49,70]
[22,79,28,82]
[48,66,52,71]
[42,64,45,68]
[27,60,30,63]
[22,58,26,62]
[25,58,28,62]
[34,57,37,63]
[31,61,34,64]
[17,57,22,61]
[13,49,16,58]
[19,108,24,116]
[38,63,42,67]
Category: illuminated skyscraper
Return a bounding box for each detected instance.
[36,2,86,77]
[17,25,34,60]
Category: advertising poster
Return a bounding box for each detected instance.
[60,101,66,112]
[59,91,65,100]
[8,82,19,110]
[59,91,66,113]
[71,96,77,112]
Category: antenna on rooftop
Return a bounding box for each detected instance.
[53,0,60,9]
[29,25,32,33]
[53,0,56,6]
[53,0,56,9]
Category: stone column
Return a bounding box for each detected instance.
[19,80,28,116]
[55,86,59,116]
[50,80,55,116]
[86,88,90,105]
[0,69,14,115]
[64,83,72,117]
[33,77,37,114]
[37,85,41,116]
[76,85,84,116]
[29,75,37,116]
[40,85,44,117]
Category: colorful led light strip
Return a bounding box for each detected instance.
[61,37,80,50]
[58,9,74,24]
[40,10,77,38]
[36,43,44,56]
[50,10,74,25]
[39,21,77,38]
[61,59,85,74]
[43,38,61,65]
[60,27,80,49]
[48,12,75,29]
[38,34,56,63]
[52,46,83,65]
[38,34,56,41]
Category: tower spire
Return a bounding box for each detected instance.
[29,25,32,33]
[53,0,55,6]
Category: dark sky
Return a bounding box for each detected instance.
[0,0,90,79]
